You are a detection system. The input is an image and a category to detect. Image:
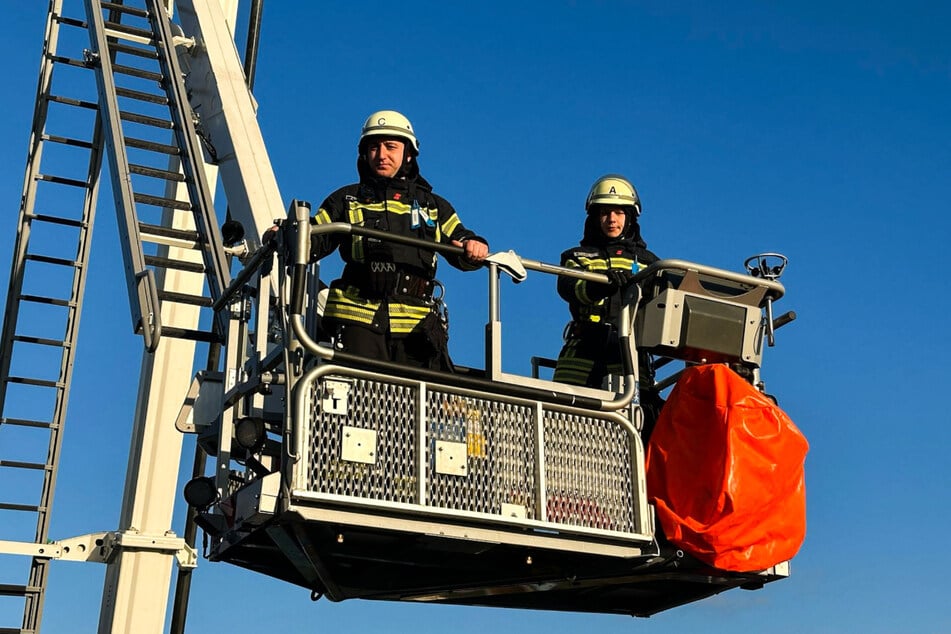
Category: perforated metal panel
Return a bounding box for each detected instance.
[307,378,418,503]
[543,411,637,532]
[426,393,537,518]
[302,373,641,536]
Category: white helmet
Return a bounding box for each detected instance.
[585,174,641,216]
[359,110,419,155]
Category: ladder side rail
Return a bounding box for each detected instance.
[82,0,158,345]
[145,0,231,331]
[0,0,68,417]
[22,113,107,634]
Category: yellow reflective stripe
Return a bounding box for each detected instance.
[433,209,443,242]
[566,260,593,304]
[389,320,425,334]
[553,356,595,385]
[389,303,432,317]
[389,303,433,334]
[576,257,607,271]
[314,208,332,225]
[442,213,461,238]
[323,287,380,324]
[348,206,365,261]
[575,278,592,303]
[608,256,635,270]
[346,200,416,215]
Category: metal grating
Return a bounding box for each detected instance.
[543,411,637,532]
[308,378,418,503]
[303,374,640,536]
[426,393,536,517]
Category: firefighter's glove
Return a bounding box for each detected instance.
[587,269,631,300]
[607,269,634,289]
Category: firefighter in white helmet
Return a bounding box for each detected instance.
[553,175,659,389]
[309,110,489,369]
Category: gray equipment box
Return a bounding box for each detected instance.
[636,265,770,365]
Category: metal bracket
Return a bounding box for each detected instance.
[100,530,198,570]
[175,371,224,433]
[485,250,528,283]
[322,379,351,415]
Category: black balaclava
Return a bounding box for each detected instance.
[580,205,645,249]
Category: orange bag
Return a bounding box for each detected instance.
[645,364,808,572]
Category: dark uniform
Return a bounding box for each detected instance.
[311,156,487,370]
[553,210,658,387]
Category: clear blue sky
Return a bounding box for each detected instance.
[1,1,949,632]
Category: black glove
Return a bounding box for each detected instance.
[586,269,632,299]
[607,269,634,289]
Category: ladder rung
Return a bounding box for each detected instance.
[4,377,65,389]
[27,213,86,228]
[158,291,214,307]
[24,254,79,268]
[0,502,41,513]
[0,418,53,429]
[0,460,47,471]
[41,134,94,149]
[18,294,73,307]
[116,86,168,105]
[120,110,174,129]
[35,174,89,189]
[129,163,185,182]
[134,193,191,211]
[0,583,29,597]
[125,136,179,155]
[145,255,205,273]
[160,327,224,344]
[108,40,159,60]
[103,21,154,41]
[47,94,98,110]
[53,15,87,29]
[112,62,162,83]
[138,223,199,242]
[101,1,150,18]
[47,55,92,70]
[12,335,69,348]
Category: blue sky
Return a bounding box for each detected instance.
[1,1,949,632]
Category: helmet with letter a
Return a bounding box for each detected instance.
[585,174,641,217]
[358,110,420,156]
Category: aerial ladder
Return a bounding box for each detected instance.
[0,2,803,632]
[0,0,276,632]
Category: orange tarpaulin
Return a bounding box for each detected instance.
[645,364,808,572]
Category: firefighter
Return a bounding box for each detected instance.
[309,110,489,369]
[553,174,659,388]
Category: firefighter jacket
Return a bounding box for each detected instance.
[556,213,659,326]
[553,211,658,387]
[310,158,487,336]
